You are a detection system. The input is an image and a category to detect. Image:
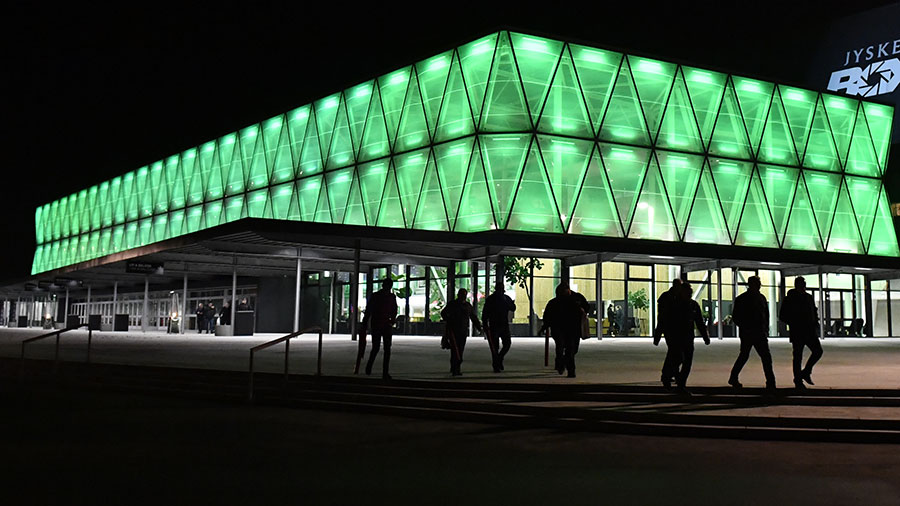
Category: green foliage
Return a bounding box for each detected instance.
[504,256,543,300]
[628,288,649,312]
[389,272,411,299]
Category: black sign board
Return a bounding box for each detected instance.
[126,261,165,275]
[54,278,83,288]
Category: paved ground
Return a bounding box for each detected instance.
[1,385,898,506]
[3,328,899,390]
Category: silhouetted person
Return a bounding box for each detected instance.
[539,284,589,378]
[206,302,217,333]
[237,297,251,311]
[362,279,398,380]
[654,278,683,389]
[779,276,823,389]
[195,302,206,333]
[606,304,618,336]
[729,275,776,391]
[220,300,231,326]
[671,282,709,394]
[441,288,482,376]
[482,283,516,372]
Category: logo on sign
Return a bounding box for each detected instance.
[827,39,900,97]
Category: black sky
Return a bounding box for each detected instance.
[3,1,894,281]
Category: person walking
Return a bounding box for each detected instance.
[670,282,710,394]
[206,302,218,333]
[654,278,683,389]
[779,276,823,389]
[729,275,776,391]
[362,279,398,380]
[539,284,589,378]
[220,300,232,326]
[481,283,516,372]
[195,302,206,333]
[441,288,482,376]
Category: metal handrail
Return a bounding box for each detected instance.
[20,324,93,378]
[248,326,323,402]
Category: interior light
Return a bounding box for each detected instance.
[649,255,674,260]
[578,49,607,64]
[760,261,781,266]
[520,247,549,252]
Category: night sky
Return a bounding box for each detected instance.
[4,1,892,282]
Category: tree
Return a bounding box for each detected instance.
[628,288,650,335]
[504,256,543,332]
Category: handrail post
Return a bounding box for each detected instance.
[284,339,290,386]
[317,329,323,376]
[87,327,93,364]
[248,351,255,403]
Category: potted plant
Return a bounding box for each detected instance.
[628,288,650,336]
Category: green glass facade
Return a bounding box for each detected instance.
[31,31,898,274]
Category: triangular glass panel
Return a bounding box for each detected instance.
[137,219,152,247]
[358,85,391,162]
[757,89,799,165]
[375,165,405,228]
[262,115,283,170]
[862,102,892,174]
[313,183,332,224]
[435,52,476,142]
[866,187,900,257]
[802,96,840,172]
[506,142,564,233]
[458,33,499,123]
[287,182,303,221]
[135,167,152,219]
[684,163,730,245]
[122,173,137,221]
[223,195,245,223]
[326,96,355,170]
[286,106,310,163]
[509,32,564,123]
[454,143,495,232]
[735,170,778,248]
[167,210,185,239]
[199,201,222,230]
[826,180,864,254]
[598,58,651,145]
[110,178,125,225]
[778,86,817,159]
[628,157,677,241]
[169,150,188,210]
[87,185,100,231]
[296,176,323,222]
[708,157,754,241]
[325,168,354,224]
[209,135,233,200]
[568,146,621,237]
[98,181,112,228]
[357,159,390,225]
[110,226,124,253]
[152,214,168,243]
[708,79,752,159]
[480,134,530,228]
[150,160,168,215]
[682,66,727,149]
[269,182,294,220]
[314,94,341,158]
[803,170,842,243]
[537,46,593,137]
[238,125,261,189]
[628,56,677,139]
[251,190,273,220]
[480,32,532,132]
[655,68,703,152]
[433,137,475,230]
[393,148,429,224]
[343,173,367,226]
[569,44,622,136]
[124,222,140,248]
[270,122,295,184]
[246,133,269,191]
[378,67,412,145]
[537,135,592,227]
[394,70,430,152]
[345,81,374,157]
[415,51,453,137]
[656,150,704,237]
[298,107,323,176]
[822,96,857,167]
[413,154,449,231]
[224,136,245,196]
[844,105,879,177]
[732,76,774,153]
[99,228,112,255]
[599,143,651,231]
[845,176,881,247]
[757,164,800,244]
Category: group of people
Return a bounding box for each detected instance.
[194,297,252,333]
[358,276,825,392]
[360,279,591,379]
[656,275,823,394]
